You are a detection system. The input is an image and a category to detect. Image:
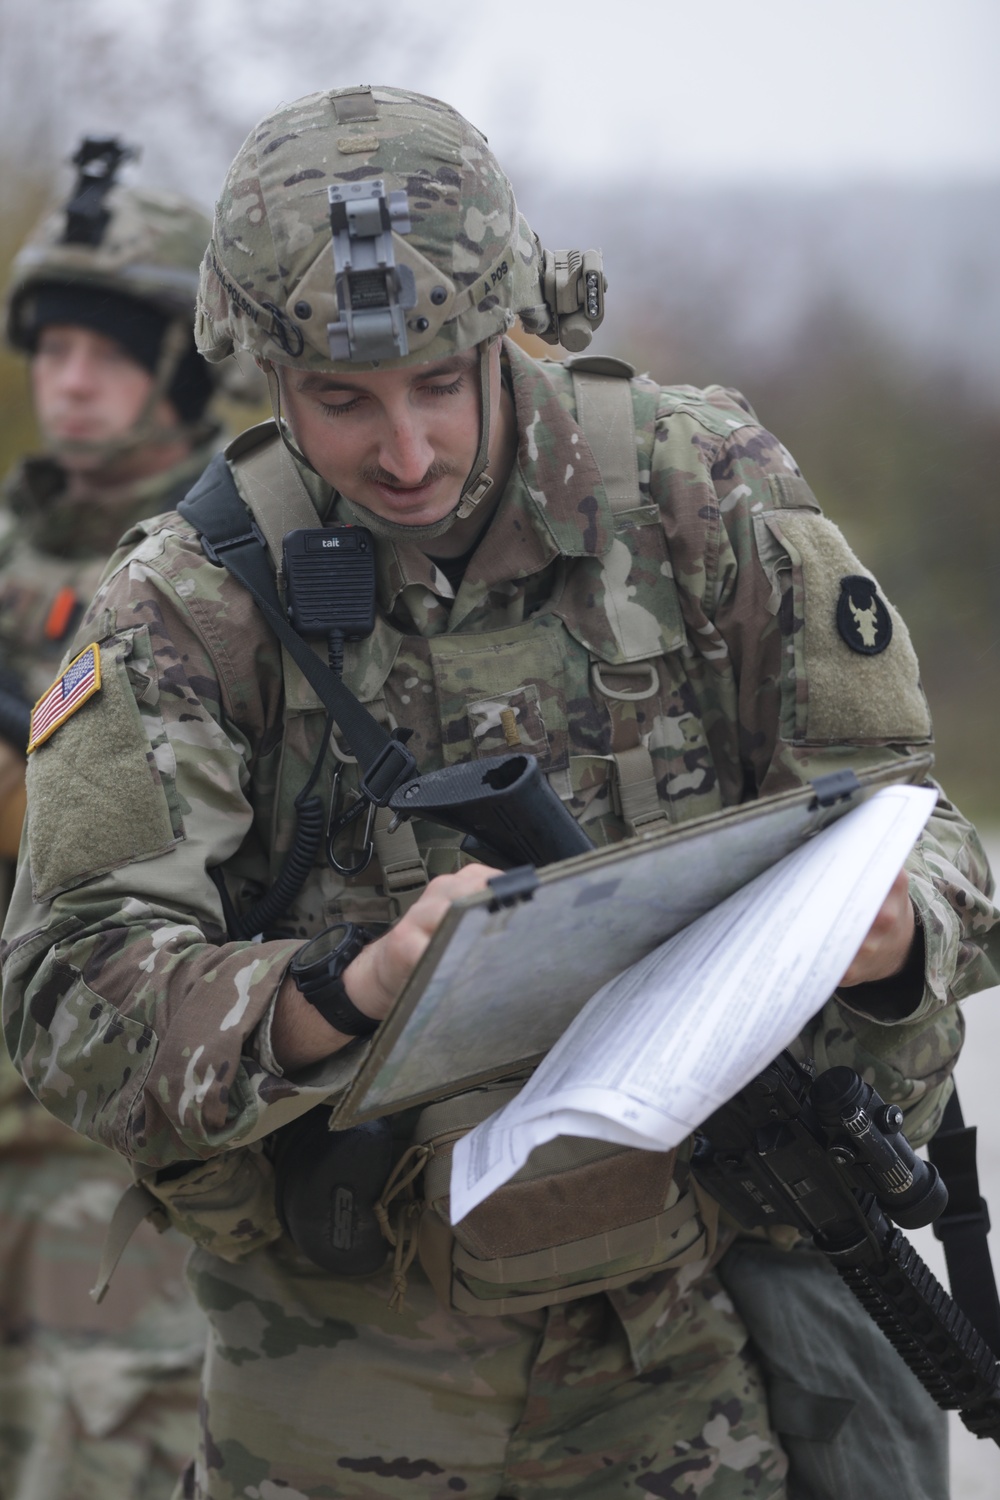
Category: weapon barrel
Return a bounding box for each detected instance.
[693,1053,1000,1445]
[831,1224,1000,1443]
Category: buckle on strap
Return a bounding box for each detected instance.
[360,733,418,806]
[201,517,267,567]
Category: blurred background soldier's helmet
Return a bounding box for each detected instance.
[5,137,254,440]
[195,85,606,374]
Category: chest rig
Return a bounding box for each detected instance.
[189,358,725,937]
[175,359,729,1315]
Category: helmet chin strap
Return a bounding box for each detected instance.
[340,496,465,543]
[265,340,498,545]
[453,338,496,521]
[263,360,325,478]
[42,320,206,471]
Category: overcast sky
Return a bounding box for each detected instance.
[2,0,997,207]
[424,0,1000,185]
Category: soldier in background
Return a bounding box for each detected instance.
[0,139,235,1499]
[4,94,996,1499]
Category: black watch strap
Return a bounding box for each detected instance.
[301,978,379,1038]
[290,922,378,1038]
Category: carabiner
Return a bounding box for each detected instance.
[326,760,377,877]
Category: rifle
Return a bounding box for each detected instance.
[398,754,1000,1442]
[691,1051,1000,1444]
[287,746,1000,1435]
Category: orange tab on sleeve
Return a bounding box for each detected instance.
[44,586,80,641]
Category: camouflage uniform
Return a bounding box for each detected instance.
[3,92,997,1499]
[0,442,216,718]
[0,145,232,1500]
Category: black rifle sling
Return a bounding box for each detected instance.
[177,454,416,802]
[928,1086,1000,1356]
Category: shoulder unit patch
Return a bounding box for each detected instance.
[836,576,893,656]
[27,643,102,752]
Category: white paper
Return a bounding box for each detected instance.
[450,784,936,1222]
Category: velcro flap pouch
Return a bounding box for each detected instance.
[413,1083,711,1316]
[28,627,178,901]
[754,505,932,745]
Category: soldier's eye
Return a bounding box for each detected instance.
[423,375,464,398]
[320,397,363,418]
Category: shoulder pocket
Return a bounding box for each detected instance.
[754,510,932,746]
[142,1148,282,1262]
[27,628,178,901]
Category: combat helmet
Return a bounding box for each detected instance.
[6,138,228,461]
[196,86,605,524]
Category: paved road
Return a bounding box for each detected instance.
[910,970,1000,1496]
[900,831,1000,1495]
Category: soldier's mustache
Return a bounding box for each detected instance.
[360,459,457,489]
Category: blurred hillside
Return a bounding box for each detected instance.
[523,181,1000,399]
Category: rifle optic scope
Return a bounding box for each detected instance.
[810,1066,947,1230]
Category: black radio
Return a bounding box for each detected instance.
[282,525,376,668]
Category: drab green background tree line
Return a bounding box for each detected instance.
[2,179,998,821]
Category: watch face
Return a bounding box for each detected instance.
[296,922,352,970]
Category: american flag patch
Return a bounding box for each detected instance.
[27,644,102,753]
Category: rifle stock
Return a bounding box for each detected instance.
[388,752,595,870]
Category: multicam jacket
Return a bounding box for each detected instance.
[0,438,218,1153]
[2,341,995,1220]
[0,444,218,705]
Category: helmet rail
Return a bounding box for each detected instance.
[63,136,139,248]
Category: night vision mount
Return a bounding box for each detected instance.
[326,179,416,362]
[63,137,138,247]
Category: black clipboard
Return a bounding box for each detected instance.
[331,755,934,1127]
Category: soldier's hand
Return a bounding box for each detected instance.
[272,864,499,1070]
[345,864,500,1021]
[838,866,916,987]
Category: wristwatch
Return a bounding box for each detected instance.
[289,921,378,1037]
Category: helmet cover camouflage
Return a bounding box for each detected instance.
[6,142,212,351]
[196,86,603,372]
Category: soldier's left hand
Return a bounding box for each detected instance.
[838,866,916,986]
[348,863,500,1016]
